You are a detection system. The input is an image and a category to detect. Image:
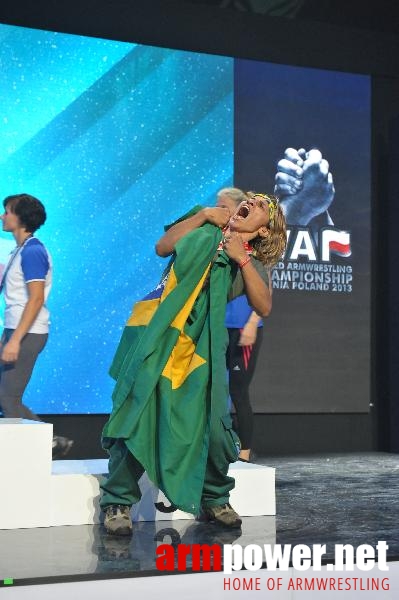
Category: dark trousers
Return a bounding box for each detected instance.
[0,329,48,420]
[227,327,263,449]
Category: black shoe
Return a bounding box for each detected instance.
[103,505,133,536]
[52,436,74,459]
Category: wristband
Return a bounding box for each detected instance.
[238,256,251,269]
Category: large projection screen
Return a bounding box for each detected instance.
[0,23,370,415]
[234,60,370,413]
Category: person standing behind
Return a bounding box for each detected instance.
[216,188,269,463]
[0,193,72,458]
[225,297,266,462]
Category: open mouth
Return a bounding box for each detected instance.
[229,201,253,230]
[234,203,250,219]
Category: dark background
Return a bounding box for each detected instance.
[234,60,370,413]
[1,0,398,456]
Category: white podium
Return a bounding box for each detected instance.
[0,419,275,530]
[0,419,53,529]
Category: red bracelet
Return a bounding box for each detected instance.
[238,256,251,269]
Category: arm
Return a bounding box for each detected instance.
[223,234,272,317]
[239,311,263,346]
[1,281,45,363]
[240,262,272,317]
[155,207,230,257]
[239,271,272,345]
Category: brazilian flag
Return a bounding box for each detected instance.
[103,220,238,513]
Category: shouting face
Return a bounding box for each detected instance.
[229,196,270,240]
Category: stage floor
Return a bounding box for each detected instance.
[0,452,398,586]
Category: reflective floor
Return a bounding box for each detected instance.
[0,452,398,584]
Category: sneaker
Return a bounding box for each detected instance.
[52,436,74,459]
[201,503,242,528]
[103,504,133,536]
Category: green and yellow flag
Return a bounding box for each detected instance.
[103,221,237,513]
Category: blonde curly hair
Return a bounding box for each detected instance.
[246,192,287,268]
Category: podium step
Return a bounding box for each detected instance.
[51,458,275,526]
[0,419,53,529]
[0,420,275,529]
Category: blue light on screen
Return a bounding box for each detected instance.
[0,23,234,413]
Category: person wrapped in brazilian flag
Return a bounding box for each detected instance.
[100,189,287,535]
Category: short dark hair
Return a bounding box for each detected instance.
[3,193,47,233]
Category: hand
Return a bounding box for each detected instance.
[202,207,230,228]
[222,232,247,264]
[1,338,21,363]
[274,147,335,225]
[274,147,306,195]
[238,322,258,346]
